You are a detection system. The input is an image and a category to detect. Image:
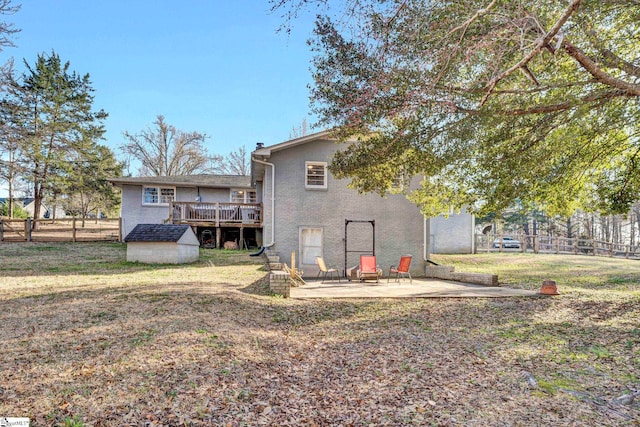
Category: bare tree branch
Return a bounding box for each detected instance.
[479,0,584,106]
[563,41,640,96]
[120,115,214,176]
[597,48,640,78]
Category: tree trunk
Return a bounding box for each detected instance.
[32,180,44,229]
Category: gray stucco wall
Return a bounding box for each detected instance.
[126,241,199,264]
[430,212,475,254]
[259,138,427,278]
[120,184,172,237]
[198,187,235,202]
[120,184,239,237]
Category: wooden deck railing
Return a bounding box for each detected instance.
[169,202,262,226]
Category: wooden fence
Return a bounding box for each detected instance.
[0,218,121,242]
[475,234,640,259]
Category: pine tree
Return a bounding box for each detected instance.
[14,51,108,220]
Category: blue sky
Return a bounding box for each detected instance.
[2,1,317,168]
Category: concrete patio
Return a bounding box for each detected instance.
[290,277,541,298]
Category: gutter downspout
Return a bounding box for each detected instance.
[422,174,431,263]
[423,216,430,262]
[252,156,275,247]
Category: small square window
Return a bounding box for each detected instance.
[160,188,175,204]
[231,190,257,203]
[231,190,245,203]
[306,162,327,189]
[143,187,158,204]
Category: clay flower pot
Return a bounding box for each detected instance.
[540,280,560,295]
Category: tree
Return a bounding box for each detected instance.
[210,145,250,176]
[0,0,21,216]
[121,115,215,176]
[0,199,26,218]
[289,117,309,139]
[0,60,24,218]
[273,0,640,217]
[62,144,123,222]
[0,0,19,53]
[11,51,108,221]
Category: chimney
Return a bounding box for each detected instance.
[256,142,264,149]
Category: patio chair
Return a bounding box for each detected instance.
[357,254,382,283]
[315,257,341,283]
[388,255,412,283]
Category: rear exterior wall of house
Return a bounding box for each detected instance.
[258,138,428,279]
[120,185,237,237]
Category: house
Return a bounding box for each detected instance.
[108,175,262,249]
[124,223,200,264]
[109,131,474,278]
[0,197,67,219]
[251,130,475,279]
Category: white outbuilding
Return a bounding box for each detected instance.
[124,224,200,264]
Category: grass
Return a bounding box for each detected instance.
[0,242,639,425]
[430,252,640,292]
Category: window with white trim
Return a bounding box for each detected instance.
[305,161,327,189]
[143,186,175,205]
[230,189,257,203]
[300,227,323,265]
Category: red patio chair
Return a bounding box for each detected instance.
[388,255,412,283]
[357,254,382,283]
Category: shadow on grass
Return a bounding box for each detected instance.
[2,269,639,425]
[0,242,265,278]
[238,274,275,296]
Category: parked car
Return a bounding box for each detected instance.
[493,236,521,249]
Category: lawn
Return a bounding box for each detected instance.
[0,243,639,426]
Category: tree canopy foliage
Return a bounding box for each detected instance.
[1,51,121,219]
[274,0,640,217]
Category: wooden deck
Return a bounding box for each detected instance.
[169,202,262,227]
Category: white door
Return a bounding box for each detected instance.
[300,227,323,266]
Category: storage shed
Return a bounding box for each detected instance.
[124,224,200,264]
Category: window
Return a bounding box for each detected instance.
[306,161,327,189]
[160,188,175,204]
[300,228,323,265]
[143,186,175,205]
[231,190,257,203]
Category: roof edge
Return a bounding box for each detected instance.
[253,129,335,157]
[108,175,253,188]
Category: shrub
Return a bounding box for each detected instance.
[0,201,29,218]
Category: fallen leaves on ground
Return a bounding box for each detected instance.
[0,244,638,426]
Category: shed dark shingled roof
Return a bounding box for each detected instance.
[124,224,192,243]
